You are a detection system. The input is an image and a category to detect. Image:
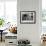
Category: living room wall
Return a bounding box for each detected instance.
[17,0,42,46]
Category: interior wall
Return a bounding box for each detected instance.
[17,0,42,45]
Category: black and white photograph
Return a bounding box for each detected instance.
[20,11,36,24]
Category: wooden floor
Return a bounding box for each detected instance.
[0,41,5,46]
[0,41,45,46]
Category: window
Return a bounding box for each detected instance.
[5,0,17,25]
[0,0,17,26]
[42,0,46,33]
[42,0,46,26]
[0,1,4,18]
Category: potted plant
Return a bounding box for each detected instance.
[0,18,5,27]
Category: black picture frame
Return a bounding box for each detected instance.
[20,11,36,24]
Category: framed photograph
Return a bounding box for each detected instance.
[20,11,36,24]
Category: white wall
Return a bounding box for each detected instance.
[17,0,42,46]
